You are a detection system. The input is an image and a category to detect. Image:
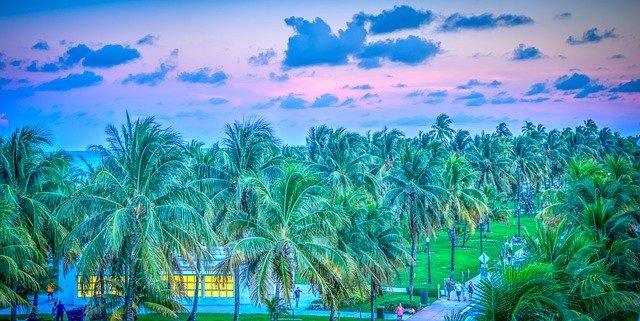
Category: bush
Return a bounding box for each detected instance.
[378,297,421,313]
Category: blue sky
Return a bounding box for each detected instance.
[0,0,639,149]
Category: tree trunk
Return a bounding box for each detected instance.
[31,290,39,318]
[125,247,137,321]
[187,258,201,321]
[408,207,417,301]
[449,228,456,281]
[273,283,281,321]
[370,279,375,321]
[233,266,241,321]
[486,218,491,232]
[329,309,336,321]
[10,284,17,321]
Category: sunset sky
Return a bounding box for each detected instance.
[1,0,639,149]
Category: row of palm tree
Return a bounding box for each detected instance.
[475,156,640,320]
[1,113,638,321]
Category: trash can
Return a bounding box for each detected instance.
[420,289,429,305]
[376,306,385,319]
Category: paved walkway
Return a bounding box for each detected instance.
[407,275,481,321]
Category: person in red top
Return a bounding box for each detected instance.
[396,303,404,321]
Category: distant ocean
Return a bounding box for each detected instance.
[68,150,101,168]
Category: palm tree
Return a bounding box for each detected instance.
[441,155,487,280]
[220,118,279,321]
[58,114,213,321]
[429,114,455,145]
[511,136,542,236]
[0,126,71,319]
[223,162,349,321]
[386,142,443,300]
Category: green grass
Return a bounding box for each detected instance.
[392,216,539,291]
[0,313,361,321]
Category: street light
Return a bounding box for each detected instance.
[425,236,432,284]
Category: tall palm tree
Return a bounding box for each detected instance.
[429,114,455,145]
[221,118,279,321]
[511,136,542,236]
[441,155,487,280]
[58,114,213,321]
[224,162,349,321]
[385,142,443,299]
[0,126,71,319]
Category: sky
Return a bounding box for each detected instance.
[0,0,639,149]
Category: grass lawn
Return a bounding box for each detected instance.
[340,216,541,312]
[0,313,361,321]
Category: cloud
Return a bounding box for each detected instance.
[575,84,606,98]
[178,68,229,85]
[311,93,339,107]
[456,91,486,106]
[491,92,517,104]
[10,60,22,67]
[524,82,548,96]
[356,5,434,34]
[36,43,141,70]
[456,79,502,89]
[208,97,229,105]
[555,12,572,19]
[357,58,381,69]
[554,73,590,90]
[0,113,7,127]
[279,93,307,109]
[520,97,550,103]
[428,90,448,98]
[511,44,543,60]
[361,93,379,99]
[610,54,625,60]
[395,115,432,126]
[0,87,35,100]
[26,61,61,72]
[269,72,289,82]
[350,84,373,90]
[248,49,277,66]
[392,83,407,88]
[355,35,440,68]
[122,63,175,86]
[283,16,366,68]
[0,77,10,88]
[35,71,103,91]
[440,13,533,32]
[31,40,50,51]
[566,28,617,45]
[136,34,157,45]
[611,79,640,92]
[405,90,425,98]
[339,98,356,107]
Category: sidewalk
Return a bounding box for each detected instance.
[407,275,481,321]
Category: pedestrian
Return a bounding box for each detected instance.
[445,279,453,300]
[396,303,404,321]
[54,301,66,321]
[462,281,467,301]
[52,301,58,318]
[47,282,55,300]
[467,281,474,301]
[455,281,463,302]
[293,287,302,308]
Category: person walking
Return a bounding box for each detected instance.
[52,301,58,318]
[455,281,463,302]
[467,281,475,301]
[445,279,453,300]
[293,287,302,308]
[54,301,66,321]
[47,282,55,300]
[395,303,404,321]
[462,281,467,301]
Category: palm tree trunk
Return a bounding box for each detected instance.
[10,284,17,321]
[187,258,201,321]
[486,218,491,232]
[449,228,456,280]
[233,266,241,321]
[329,309,336,321]
[274,283,281,321]
[31,291,39,318]
[370,278,375,321]
[408,209,417,301]
[125,247,137,321]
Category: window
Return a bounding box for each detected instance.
[204,275,233,297]
[173,275,197,296]
[76,276,100,298]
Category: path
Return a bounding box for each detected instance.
[407,275,481,321]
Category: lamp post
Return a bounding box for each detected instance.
[479,220,484,255]
[426,236,432,284]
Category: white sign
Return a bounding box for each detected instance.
[478,253,489,264]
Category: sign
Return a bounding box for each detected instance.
[478,253,489,264]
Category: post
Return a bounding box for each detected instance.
[426,237,432,284]
[437,284,440,298]
[479,220,484,255]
